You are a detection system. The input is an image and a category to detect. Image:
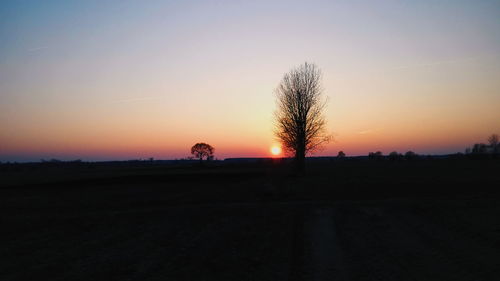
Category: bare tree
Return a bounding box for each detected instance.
[488,134,499,146]
[191,143,214,163]
[274,62,330,172]
[488,134,499,153]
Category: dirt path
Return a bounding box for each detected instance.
[303,208,346,281]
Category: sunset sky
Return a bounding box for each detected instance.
[1,0,500,162]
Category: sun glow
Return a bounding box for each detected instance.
[270,146,282,156]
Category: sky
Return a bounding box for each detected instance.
[1,0,500,162]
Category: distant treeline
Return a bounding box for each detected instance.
[0,158,220,168]
[465,134,499,156]
[365,150,420,161]
[362,133,500,161]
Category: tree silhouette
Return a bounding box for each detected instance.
[488,134,499,146]
[488,134,499,153]
[404,151,417,160]
[465,133,500,156]
[369,151,383,160]
[191,143,214,163]
[337,151,346,158]
[274,62,330,172]
[472,143,487,154]
[388,151,401,161]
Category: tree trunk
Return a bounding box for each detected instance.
[295,146,305,174]
[295,126,306,174]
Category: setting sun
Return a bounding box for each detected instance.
[271,146,282,156]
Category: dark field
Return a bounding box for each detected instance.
[2,159,500,281]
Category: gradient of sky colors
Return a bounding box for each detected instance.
[1,0,500,161]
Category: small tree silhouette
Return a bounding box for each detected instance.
[191,143,214,163]
[368,151,383,160]
[488,134,499,153]
[472,143,487,154]
[488,134,499,146]
[337,151,346,158]
[388,151,401,161]
[404,151,417,160]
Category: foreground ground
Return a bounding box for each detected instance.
[1,159,500,280]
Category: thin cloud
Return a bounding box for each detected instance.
[392,57,476,70]
[111,97,160,104]
[358,129,379,135]
[27,46,49,52]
